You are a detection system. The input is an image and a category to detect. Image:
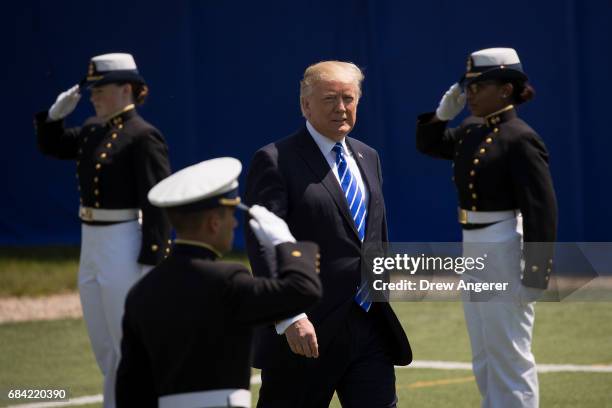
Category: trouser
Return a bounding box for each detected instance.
[78,220,150,408]
[462,216,539,408]
[257,302,397,408]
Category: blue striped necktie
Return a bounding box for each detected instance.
[332,142,371,311]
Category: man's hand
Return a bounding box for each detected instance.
[435,83,466,121]
[284,317,319,358]
[48,84,82,121]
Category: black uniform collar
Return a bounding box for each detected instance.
[107,104,137,127]
[484,105,516,127]
[172,239,221,260]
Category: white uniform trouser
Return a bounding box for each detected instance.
[462,216,539,408]
[79,220,151,408]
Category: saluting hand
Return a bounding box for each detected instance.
[285,317,319,358]
[248,204,296,277]
[48,84,82,121]
[435,83,466,121]
[248,205,296,247]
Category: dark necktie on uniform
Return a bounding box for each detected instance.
[332,143,371,312]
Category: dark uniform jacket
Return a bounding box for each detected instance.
[416,107,557,288]
[244,127,412,370]
[34,107,171,264]
[115,241,322,407]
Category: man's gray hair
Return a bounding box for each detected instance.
[299,61,365,101]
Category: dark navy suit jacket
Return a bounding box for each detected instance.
[244,127,411,370]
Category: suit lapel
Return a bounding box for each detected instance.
[295,128,361,241]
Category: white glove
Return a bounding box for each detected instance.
[435,83,466,121]
[248,205,296,248]
[48,84,81,121]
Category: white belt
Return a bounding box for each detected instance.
[78,206,140,222]
[158,389,251,408]
[458,208,518,224]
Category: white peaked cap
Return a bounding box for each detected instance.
[471,48,521,67]
[148,157,242,209]
[91,53,138,71]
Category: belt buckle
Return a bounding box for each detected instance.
[458,208,468,224]
[80,207,93,222]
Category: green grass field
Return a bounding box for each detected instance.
[1,248,611,407]
[1,302,611,407]
[0,247,248,298]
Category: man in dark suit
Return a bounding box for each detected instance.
[116,157,322,408]
[245,61,411,408]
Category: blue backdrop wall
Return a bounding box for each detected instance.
[4,0,611,248]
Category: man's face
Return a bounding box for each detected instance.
[89,83,131,118]
[302,79,359,142]
[466,80,510,117]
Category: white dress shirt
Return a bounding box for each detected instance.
[275,121,369,334]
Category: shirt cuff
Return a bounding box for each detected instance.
[275,313,307,335]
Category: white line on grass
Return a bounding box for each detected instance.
[6,395,103,408]
[403,360,612,373]
[7,361,612,407]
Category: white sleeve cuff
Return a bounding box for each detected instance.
[275,313,307,335]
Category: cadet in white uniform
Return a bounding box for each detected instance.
[416,48,557,407]
[34,53,171,408]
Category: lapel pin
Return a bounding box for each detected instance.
[358,152,364,159]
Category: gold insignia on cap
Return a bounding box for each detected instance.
[291,250,302,257]
[219,197,241,206]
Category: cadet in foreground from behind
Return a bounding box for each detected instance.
[116,157,322,408]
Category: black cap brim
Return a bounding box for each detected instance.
[460,67,528,87]
[80,70,145,90]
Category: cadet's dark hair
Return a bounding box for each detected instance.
[131,83,149,105]
[117,81,149,105]
[165,207,227,234]
[508,80,535,105]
